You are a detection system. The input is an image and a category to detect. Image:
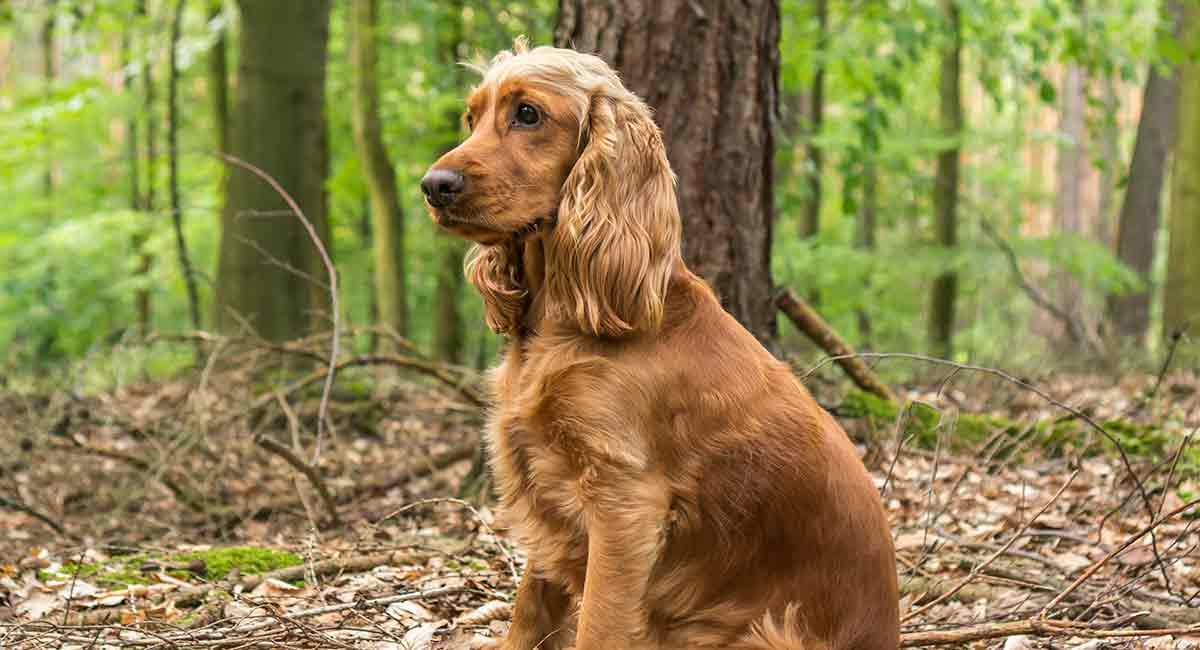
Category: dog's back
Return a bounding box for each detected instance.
[632,269,899,649]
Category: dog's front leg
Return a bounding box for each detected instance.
[500,560,575,650]
[574,481,669,650]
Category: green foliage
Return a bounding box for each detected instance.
[0,0,1184,378]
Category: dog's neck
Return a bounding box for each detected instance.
[517,238,547,337]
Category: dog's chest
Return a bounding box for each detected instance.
[486,346,592,591]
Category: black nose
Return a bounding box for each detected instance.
[420,169,465,208]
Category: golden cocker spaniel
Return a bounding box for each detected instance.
[421,40,899,650]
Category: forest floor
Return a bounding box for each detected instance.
[0,337,1199,649]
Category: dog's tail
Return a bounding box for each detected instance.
[740,604,825,650]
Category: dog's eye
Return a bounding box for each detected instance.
[514,103,540,127]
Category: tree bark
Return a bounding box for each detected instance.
[929,0,961,359]
[1164,4,1200,341]
[433,0,468,364]
[1109,0,1183,341]
[208,0,229,157]
[555,0,780,344]
[168,0,201,331]
[142,0,157,217]
[856,99,878,345]
[41,0,57,198]
[350,0,408,346]
[214,0,333,341]
[801,0,827,240]
[122,26,151,337]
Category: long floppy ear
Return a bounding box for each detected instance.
[544,92,682,337]
[465,242,526,335]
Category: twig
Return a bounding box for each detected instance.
[900,618,1200,646]
[1040,496,1200,618]
[1147,329,1184,402]
[903,469,1078,622]
[254,431,342,527]
[216,153,340,464]
[0,494,67,536]
[803,352,1163,568]
[228,585,464,636]
[377,497,519,584]
[979,220,1098,353]
[46,440,207,513]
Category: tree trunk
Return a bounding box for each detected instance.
[168,0,201,331]
[1109,0,1183,342]
[208,0,229,157]
[929,0,961,359]
[856,103,878,345]
[555,0,780,344]
[1164,4,1200,341]
[433,0,469,363]
[123,26,151,337]
[41,0,56,198]
[802,0,827,240]
[1051,0,1090,343]
[214,0,333,341]
[350,0,408,347]
[1096,76,1120,247]
[142,0,157,217]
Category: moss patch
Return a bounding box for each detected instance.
[40,555,151,588]
[174,546,302,581]
[837,389,1197,468]
[40,547,303,587]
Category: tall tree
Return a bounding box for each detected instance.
[214,0,333,341]
[350,0,408,346]
[1053,3,1088,332]
[167,0,200,330]
[1164,4,1200,340]
[801,0,827,240]
[555,0,780,343]
[142,0,158,217]
[41,0,56,197]
[1109,0,1183,341]
[433,1,469,364]
[208,0,229,157]
[929,0,961,358]
[122,22,152,337]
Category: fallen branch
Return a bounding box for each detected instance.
[47,440,207,513]
[254,433,341,527]
[775,288,898,403]
[0,494,68,537]
[900,618,1200,647]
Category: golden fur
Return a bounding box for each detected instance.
[423,40,899,650]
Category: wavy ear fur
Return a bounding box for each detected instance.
[544,92,682,338]
[465,241,526,335]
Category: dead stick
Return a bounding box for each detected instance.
[254,433,341,527]
[900,619,1200,647]
[775,288,898,403]
[902,470,1077,622]
[1040,496,1200,617]
[217,153,340,463]
[0,494,68,537]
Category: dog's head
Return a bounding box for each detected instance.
[421,39,681,337]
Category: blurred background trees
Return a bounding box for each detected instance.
[0,0,1197,381]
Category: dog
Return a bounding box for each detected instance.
[420,40,899,650]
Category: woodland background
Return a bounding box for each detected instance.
[1,1,1200,648]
